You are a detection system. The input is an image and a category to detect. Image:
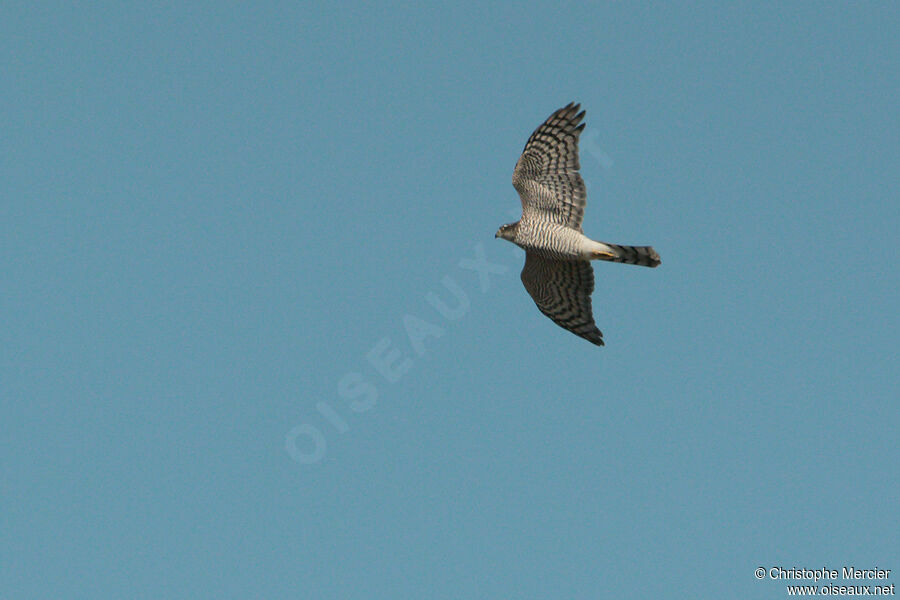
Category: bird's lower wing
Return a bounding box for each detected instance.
[520,252,604,346]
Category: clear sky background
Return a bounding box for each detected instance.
[2,2,898,598]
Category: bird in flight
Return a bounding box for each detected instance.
[496,102,660,346]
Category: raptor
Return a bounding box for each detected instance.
[496,102,660,346]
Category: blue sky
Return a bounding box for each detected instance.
[2,2,898,598]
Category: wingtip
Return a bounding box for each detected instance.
[585,329,604,346]
[570,103,586,126]
[560,101,580,115]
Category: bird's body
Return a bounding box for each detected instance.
[496,103,660,346]
[501,219,601,260]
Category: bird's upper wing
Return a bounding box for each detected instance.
[512,103,587,231]
[520,251,603,346]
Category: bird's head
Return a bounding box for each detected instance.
[495,222,519,242]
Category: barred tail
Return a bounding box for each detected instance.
[597,243,661,267]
